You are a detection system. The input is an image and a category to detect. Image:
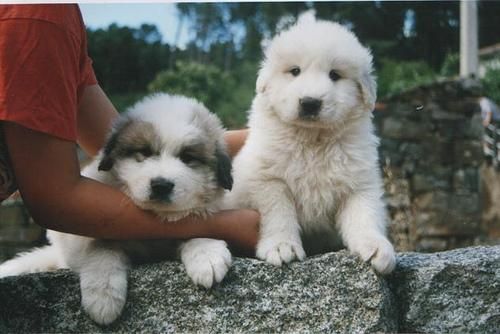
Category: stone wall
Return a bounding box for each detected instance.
[0,246,498,333]
[377,78,500,252]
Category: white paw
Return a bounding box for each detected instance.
[256,235,306,266]
[349,236,396,275]
[80,271,128,325]
[180,238,232,289]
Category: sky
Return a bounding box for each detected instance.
[79,3,191,48]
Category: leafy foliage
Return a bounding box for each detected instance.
[109,92,148,114]
[85,2,500,125]
[481,66,500,104]
[148,61,231,110]
[377,59,438,98]
[148,61,251,128]
[177,2,463,71]
[87,24,171,94]
[216,61,258,128]
[440,53,460,77]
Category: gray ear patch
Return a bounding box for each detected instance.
[98,118,133,172]
[98,118,160,172]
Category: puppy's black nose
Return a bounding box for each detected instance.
[299,97,322,118]
[150,177,175,201]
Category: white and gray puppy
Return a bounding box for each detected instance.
[225,12,396,274]
[0,93,234,325]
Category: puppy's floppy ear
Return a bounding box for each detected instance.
[357,70,377,112]
[214,143,233,190]
[256,63,271,94]
[98,118,132,172]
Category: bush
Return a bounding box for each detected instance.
[481,66,500,104]
[148,61,230,109]
[377,59,438,98]
[440,53,459,77]
[109,92,148,113]
[148,61,253,128]
[215,61,258,128]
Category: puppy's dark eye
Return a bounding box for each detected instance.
[179,150,197,164]
[289,67,301,77]
[179,144,207,166]
[138,147,153,157]
[131,146,153,162]
[329,70,341,82]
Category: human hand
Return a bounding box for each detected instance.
[208,209,260,257]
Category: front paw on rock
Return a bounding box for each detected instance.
[181,240,232,289]
[256,239,306,266]
[369,242,396,275]
[81,286,126,325]
[352,237,396,275]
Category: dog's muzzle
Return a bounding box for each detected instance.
[150,177,175,202]
[299,97,322,120]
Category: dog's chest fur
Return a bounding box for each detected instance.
[265,130,352,224]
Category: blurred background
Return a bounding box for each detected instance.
[1,1,499,260]
[79,1,500,127]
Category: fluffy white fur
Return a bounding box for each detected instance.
[0,94,234,325]
[225,12,396,274]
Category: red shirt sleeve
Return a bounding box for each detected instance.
[0,5,97,141]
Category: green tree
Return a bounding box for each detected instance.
[148,61,231,108]
[478,1,500,48]
[440,53,460,77]
[481,67,500,104]
[175,2,466,71]
[87,24,171,95]
[147,61,249,128]
[377,58,437,98]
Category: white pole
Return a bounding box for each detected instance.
[460,0,479,77]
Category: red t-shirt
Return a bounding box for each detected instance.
[0,4,97,201]
[0,4,97,140]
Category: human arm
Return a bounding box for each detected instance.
[77,85,119,156]
[224,129,248,157]
[3,122,259,252]
[483,111,492,127]
[480,97,493,127]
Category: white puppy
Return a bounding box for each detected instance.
[225,12,396,274]
[0,94,234,324]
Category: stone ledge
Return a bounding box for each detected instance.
[0,246,498,333]
[388,246,500,333]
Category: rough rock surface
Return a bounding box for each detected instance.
[389,246,500,333]
[0,251,396,333]
[1,246,498,333]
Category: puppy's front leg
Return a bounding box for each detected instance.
[337,191,396,274]
[72,246,129,325]
[255,181,305,266]
[179,238,232,289]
